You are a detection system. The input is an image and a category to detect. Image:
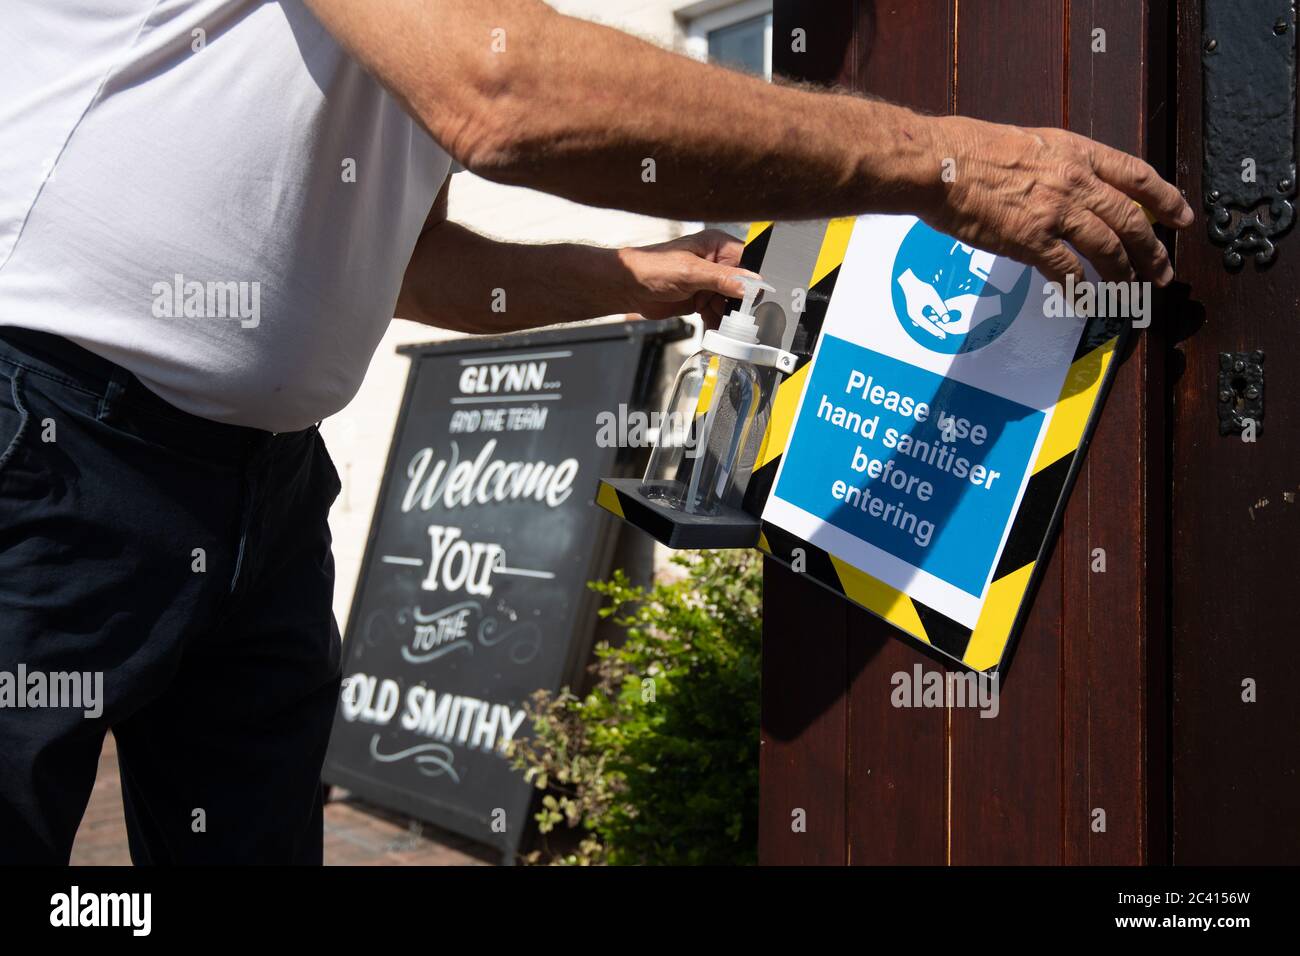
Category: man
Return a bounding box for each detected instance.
[0,0,1191,865]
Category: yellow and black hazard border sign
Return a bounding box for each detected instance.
[739,218,1129,674]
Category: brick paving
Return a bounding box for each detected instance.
[70,733,495,866]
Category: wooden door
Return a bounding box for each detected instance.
[759,0,1171,865]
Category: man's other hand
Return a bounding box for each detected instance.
[616,230,755,324]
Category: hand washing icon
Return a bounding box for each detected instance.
[891,222,1032,354]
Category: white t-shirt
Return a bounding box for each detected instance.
[0,0,451,432]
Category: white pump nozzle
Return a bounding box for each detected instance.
[735,275,773,316]
[718,275,775,344]
[700,273,795,372]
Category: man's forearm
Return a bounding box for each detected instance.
[308,0,1191,285]
[306,0,937,223]
[396,221,633,333]
[457,16,935,222]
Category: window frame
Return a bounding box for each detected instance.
[678,0,774,80]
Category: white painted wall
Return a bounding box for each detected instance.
[323,1,743,628]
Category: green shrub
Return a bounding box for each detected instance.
[508,548,762,865]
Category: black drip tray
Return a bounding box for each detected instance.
[595,478,761,550]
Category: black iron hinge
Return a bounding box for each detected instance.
[1203,1,1298,269]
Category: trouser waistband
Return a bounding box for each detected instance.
[0,326,312,461]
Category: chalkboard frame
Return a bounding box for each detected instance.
[324,318,688,859]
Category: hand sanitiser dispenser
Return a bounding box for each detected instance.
[597,275,797,549]
[641,276,795,515]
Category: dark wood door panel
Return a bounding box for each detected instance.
[760,562,850,864]
[844,0,953,868]
[1059,0,1170,866]
[1170,0,1300,865]
[948,0,1068,866]
[759,0,860,867]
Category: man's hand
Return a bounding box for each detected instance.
[397,216,755,333]
[924,117,1193,287]
[616,230,751,324]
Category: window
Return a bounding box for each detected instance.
[706,13,771,77]
[681,0,773,79]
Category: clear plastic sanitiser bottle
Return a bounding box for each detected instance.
[641,277,795,516]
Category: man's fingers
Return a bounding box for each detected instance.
[682,228,745,264]
[694,259,760,298]
[1086,180,1175,285]
[692,290,719,318]
[686,290,726,326]
[1034,240,1087,289]
[1060,208,1133,283]
[701,292,728,326]
[1087,141,1192,228]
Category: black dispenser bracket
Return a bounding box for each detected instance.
[595,477,762,549]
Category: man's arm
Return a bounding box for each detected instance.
[396,179,753,332]
[305,0,1193,287]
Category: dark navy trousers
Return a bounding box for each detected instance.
[0,328,343,864]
